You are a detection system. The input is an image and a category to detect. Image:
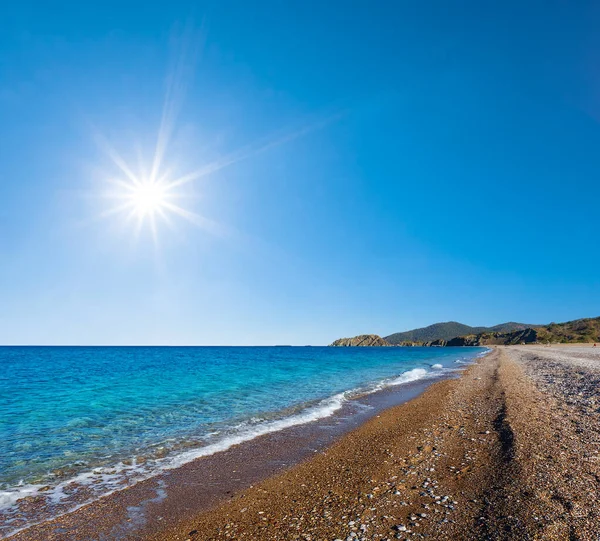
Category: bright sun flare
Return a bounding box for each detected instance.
[95,113,330,246]
[129,182,169,217]
[93,24,335,248]
[100,167,198,245]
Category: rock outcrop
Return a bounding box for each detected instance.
[329,335,392,347]
[442,328,539,346]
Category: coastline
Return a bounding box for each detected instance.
[151,350,500,541]
[3,353,481,540]
[151,344,600,541]
[10,344,598,540]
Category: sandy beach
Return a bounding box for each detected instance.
[152,345,600,541]
[6,345,600,540]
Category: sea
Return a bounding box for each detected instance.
[0,345,487,536]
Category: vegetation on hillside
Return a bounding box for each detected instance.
[535,317,600,344]
[330,317,599,348]
[330,335,392,347]
[385,321,534,344]
[442,318,600,346]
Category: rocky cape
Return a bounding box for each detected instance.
[329,335,392,347]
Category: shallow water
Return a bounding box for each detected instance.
[0,345,485,527]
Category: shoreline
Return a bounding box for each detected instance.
[151,350,500,541]
[3,355,480,540]
[149,344,600,541]
[12,344,599,540]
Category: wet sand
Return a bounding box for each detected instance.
[8,345,600,540]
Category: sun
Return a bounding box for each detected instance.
[100,167,194,244]
[94,115,333,246]
[90,22,338,248]
[128,181,169,218]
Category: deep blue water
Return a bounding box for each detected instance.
[0,346,485,515]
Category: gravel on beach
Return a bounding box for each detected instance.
[497,346,600,540]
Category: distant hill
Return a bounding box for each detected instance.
[488,322,537,333]
[330,318,598,349]
[385,321,534,345]
[330,335,392,347]
[440,328,540,347]
[440,317,600,346]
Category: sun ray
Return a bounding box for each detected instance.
[97,201,136,219]
[93,132,143,187]
[128,208,145,242]
[93,111,340,244]
[91,25,339,247]
[90,17,339,247]
[156,206,176,230]
[93,113,338,243]
[165,114,342,191]
[161,201,225,235]
[149,212,159,247]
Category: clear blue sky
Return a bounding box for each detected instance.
[1,1,599,345]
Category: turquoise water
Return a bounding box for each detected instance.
[0,346,485,518]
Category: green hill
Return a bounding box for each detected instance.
[488,322,536,333]
[445,317,600,346]
[332,318,598,349]
[535,317,600,344]
[385,321,534,344]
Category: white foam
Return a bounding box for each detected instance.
[0,394,353,520]
[166,366,440,469]
[163,392,348,469]
[388,367,429,386]
[0,483,47,509]
[432,364,443,369]
[1,392,351,533]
